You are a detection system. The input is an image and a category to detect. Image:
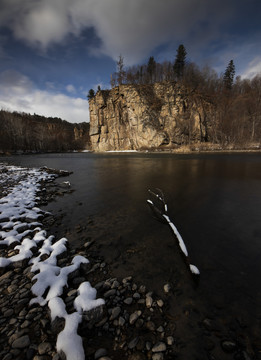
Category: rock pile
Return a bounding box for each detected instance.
[0,239,177,360]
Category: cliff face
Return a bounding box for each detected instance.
[89,83,209,151]
[0,111,91,153]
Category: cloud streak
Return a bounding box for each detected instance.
[0,0,255,65]
[0,70,89,123]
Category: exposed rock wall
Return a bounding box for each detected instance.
[89,83,209,151]
[0,111,91,153]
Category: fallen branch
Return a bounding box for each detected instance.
[147,189,200,277]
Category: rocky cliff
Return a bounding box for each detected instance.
[89,82,210,151]
[0,111,91,153]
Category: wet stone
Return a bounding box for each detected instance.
[129,311,141,325]
[146,321,156,331]
[163,284,171,293]
[167,336,174,346]
[4,309,14,317]
[94,348,107,359]
[152,342,167,353]
[221,340,237,353]
[146,296,153,308]
[124,297,133,305]
[38,342,52,355]
[104,289,116,298]
[152,353,164,360]
[110,307,121,321]
[128,337,139,349]
[12,335,30,349]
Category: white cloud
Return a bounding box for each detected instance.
[241,57,261,79]
[66,84,76,93]
[0,0,237,65]
[0,70,89,123]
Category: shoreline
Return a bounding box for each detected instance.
[0,163,260,360]
[1,145,261,157]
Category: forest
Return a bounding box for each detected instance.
[89,45,261,149]
[0,110,90,153]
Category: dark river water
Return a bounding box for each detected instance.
[1,152,261,332]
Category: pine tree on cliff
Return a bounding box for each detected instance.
[87,89,95,100]
[173,44,187,80]
[147,56,156,84]
[223,60,236,90]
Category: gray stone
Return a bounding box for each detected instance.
[110,307,121,321]
[7,284,18,294]
[146,321,155,331]
[38,342,52,355]
[94,348,107,359]
[152,353,164,360]
[152,342,167,353]
[12,335,30,349]
[221,340,237,353]
[124,297,133,305]
[146,296,153,308]
[21,320,30,329]
[167,336,174,346]
[4,309,14,317]
[157,300,164,308]
[163,284,171,293]
[157,326,164,333]
[104,289,116,298]
[3,354,12,360]
[128,337,139,349]
[133,292,140,299]
[129,311,141,325]
[118,316,125,327]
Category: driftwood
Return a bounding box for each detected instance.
[147,189,200,277]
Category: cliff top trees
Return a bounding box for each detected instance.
[223,60,236,90]
[87,89,95,100]
[173,44,187,80]
[117,55,126,85]
[147,56,156,84]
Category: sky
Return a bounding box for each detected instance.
[0,0,260,123]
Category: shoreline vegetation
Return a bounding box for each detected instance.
[0,163,260,360]
[1,145,261,157]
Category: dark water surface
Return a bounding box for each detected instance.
[2,152,261,330]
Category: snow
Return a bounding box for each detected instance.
[74,282,105,313]
[163,214,188,257]
[0,163,105,359]
[57,312,84,360]
[189,264,200,275]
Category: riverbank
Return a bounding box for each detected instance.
[0,142,261,157]
[0,163,259,360]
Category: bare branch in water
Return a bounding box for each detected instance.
[147,189,200,277]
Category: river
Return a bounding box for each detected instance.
[1,152,261,335]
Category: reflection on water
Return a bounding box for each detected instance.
[2,152,261,327]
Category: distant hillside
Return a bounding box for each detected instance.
[0,110,91,153]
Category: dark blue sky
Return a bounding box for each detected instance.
[0,0,260,123]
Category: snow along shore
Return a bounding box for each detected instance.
[0,163,104,360]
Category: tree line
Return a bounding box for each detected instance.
[0,110,90,152]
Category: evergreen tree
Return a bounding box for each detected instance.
[147,56,156,83]
[223,60,236,90]
[87,89,95,100]
[173,44,187,80]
